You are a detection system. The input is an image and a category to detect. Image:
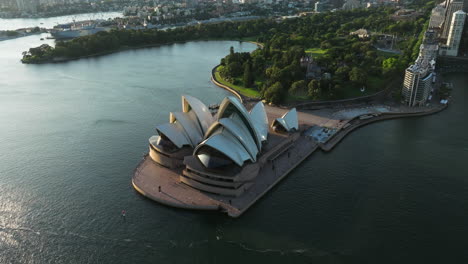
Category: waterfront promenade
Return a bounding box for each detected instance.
[133,101,447,217]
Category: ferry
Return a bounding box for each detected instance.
[51,20,109,39]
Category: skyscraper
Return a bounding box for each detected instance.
[442,0,464,38]
[440,10,467,56]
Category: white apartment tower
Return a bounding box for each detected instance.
[442,0,465,38]
[444,10,466,56]
[402,35,438,107]
[402,65,434,106]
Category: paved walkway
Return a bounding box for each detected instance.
[132,158,220,210]
[133,131,318,217]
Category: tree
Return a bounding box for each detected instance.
[349,67,367,86]
[335,66,351,83]
[308,79,320,99]
[289,80,306,96]
[382,57,400,76]
[227,61,242,77]
[252,54,265,74]
[264,82,284,105]
[265,66,281,81]
[243,62,253,87]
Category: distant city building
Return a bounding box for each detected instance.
[342,0,361,10]
[428,3,446,29]
[441,0,464,39]
[315,1,329,12]
[350,28,370,39]
[15,0,38,12]
[440,10,467,56]
[392,9,422,21]
[185,0,199,7]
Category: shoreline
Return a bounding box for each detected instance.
[22,38,261,64]
[133,69,448,217]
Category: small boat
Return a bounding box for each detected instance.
[40,38,44,40]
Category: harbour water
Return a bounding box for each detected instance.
[0,34,467,263]
[0,12,122,31]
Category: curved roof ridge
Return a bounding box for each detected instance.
[272,108,299,132]
[194,131,252,167]
[217,96,262,151]
[282,108,299,131]
[182,95,214,134]
[169,111,203,146]
[205,118,259,162]
[155,122,191,148]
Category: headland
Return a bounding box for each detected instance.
[132,91,446,217]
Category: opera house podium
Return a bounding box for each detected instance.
[133,94,304,217]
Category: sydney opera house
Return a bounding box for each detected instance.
[146,95,299,197]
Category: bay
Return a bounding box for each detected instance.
[0,34,467,263]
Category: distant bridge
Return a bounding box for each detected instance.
[437,56,468,73]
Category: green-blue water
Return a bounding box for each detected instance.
[0,33,467,263]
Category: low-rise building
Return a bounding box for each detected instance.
[350,28,370,39]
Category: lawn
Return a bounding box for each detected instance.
[305,48,327,58]
[376,49,400,58]
[367,75,386,92]
[214,68,261,98]
[335,75,387,99]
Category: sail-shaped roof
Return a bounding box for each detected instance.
[169,111,203,147]
[205,118,259,162]
[272,108,299,132]
[249,102,269,142]
[217,96,262,151]
[194,131,252,167]
[182,95,214,134]
[155,122,191,148]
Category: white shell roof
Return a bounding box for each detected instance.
[195,131,252,167]
[169,111,203,147]
[217,96,262,151]
[249,101,269,142]
[205,118,259,162]
[273,108,299,132]
[182,95,214,134]
[154,122,191,148]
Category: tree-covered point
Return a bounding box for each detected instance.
[217,5,433,103]
[21,19,276,64]
[21,5,433,103]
